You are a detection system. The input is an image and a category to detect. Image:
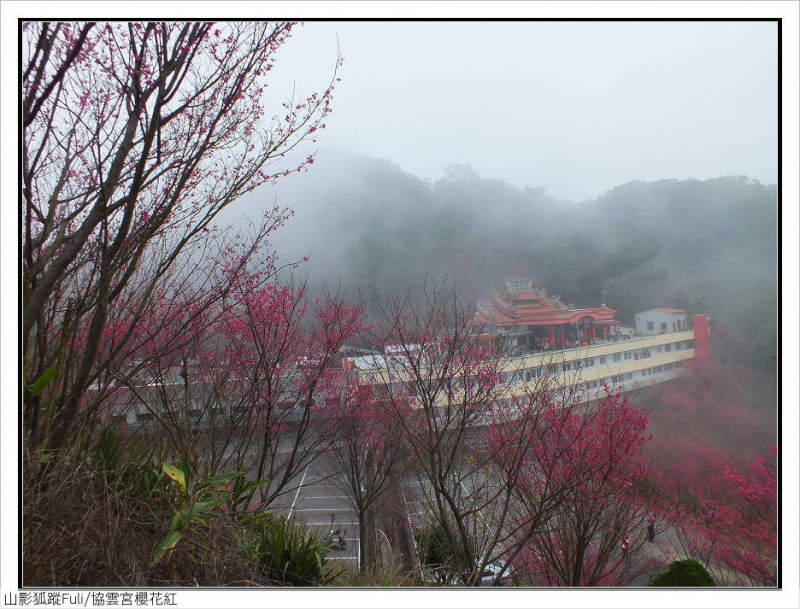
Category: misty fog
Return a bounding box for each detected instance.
[213,19,778,372]
[216,147,776,371]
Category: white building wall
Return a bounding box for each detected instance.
[635,310,688,336]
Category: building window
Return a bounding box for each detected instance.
[624,351,632,360]
[660,322,667,333]
[562,362,572,371]
[657,345,663,354]
[599,356,606,364]
[665,344,672,352]
[613,353,622,362]
[646,321,654,331]
[642,349,651,358]
[675,342,682,350]
[584,357,594,367]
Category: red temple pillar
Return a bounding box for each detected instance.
[560,325,566,349]
[603,325,608,340]
[592,324,597,342]
[550,326,556,349]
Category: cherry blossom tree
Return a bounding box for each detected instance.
[641,359,777,586]
[106,266,365,509]
[49,215,288,449]
[465,359,581,585]
[323,376,410,572]
[22,21,341,452]
[511,390,659,586]
[362,281,524,585]
[643,358,776,494]
[356,282,653,587]
[218,280,365,508]
[666,447,777,586]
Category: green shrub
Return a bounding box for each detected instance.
[245,512,337,586]
[153,460,245,564]
[414,522,473,585]
[81,426,168,502]
[650,559,715,587]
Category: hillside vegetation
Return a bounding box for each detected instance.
[239,151,777,369]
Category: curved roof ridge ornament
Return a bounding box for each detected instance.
[550,294,570,310]
[505,277,533,296]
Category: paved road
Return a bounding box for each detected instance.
[271,456,362,570]
[267,455,683,586]
[268,456,438,574]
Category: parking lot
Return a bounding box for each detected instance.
[271,456,362,570]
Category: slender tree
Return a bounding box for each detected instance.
[22,21,341,451]
[221,280,365,508]
[324,376,410,572]
[47,214,288,449]
[364,281,519,585]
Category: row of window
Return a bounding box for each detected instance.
[645,319,686,332]
[499,340,693,385]
[573,362,685,395]
[574,373,636,395]
[641,361,684,377]
[559,341,690,373]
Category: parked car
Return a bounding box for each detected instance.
[480,561,513,586]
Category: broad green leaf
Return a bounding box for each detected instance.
[162,463,187,495]
[192,498,222,513]
[197,471,241,490]
[240,478,269,493]
[153,530,182,563]
[170,511,184,529]
[188,514,207,526]
[27,363,58,399]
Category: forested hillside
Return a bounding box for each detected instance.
[229,150,777,369]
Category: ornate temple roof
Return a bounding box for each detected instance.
[475,278,618,327]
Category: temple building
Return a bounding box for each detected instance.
[474,278,622,355]
[100,275,710,429]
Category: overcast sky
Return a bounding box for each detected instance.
[267,19,777,201]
